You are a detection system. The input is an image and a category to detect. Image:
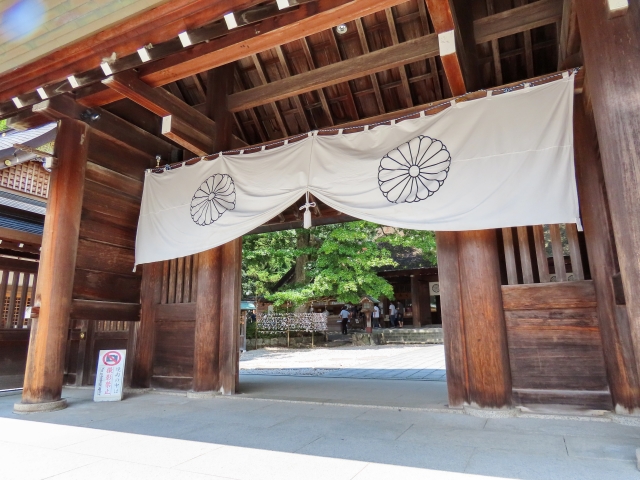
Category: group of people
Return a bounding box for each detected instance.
[339,301,406,334]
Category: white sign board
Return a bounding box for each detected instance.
[429,282,440,296]
[94,349,126,402]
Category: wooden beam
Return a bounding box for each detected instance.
[416,0,443,99]
[474,0,563,44]
[228,34,438,112]
[275,46,311,133]
[207,65,236,153]
[161,116,209,156]
[301,37,336,124]
[251,55,289,137]
[0,256,39,273]
[0,226,42,246]
[139,0,411,89]
[384,8,414,108]
[577,0,640,390]
[557,0,580,69]
[32,94,174,162]
[0,0,271,104]
[103,71,246,154]
[485,0,503,85]
[424,0,464,95]
[573,95,640,412]
[19,119,88,408]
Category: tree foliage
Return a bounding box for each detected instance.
[242,221,436,307]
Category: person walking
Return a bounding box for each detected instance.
[372,304,380,328]
[339,305,350,335]
[397,302,404,328]
[388,302,397,328]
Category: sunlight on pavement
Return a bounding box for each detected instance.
[0,417,513,480]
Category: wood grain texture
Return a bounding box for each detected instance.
[75,239,136,276]
[72,270,142,303]
[155,303,196,322]
[154,320,195,377]
[517,227,534,284]
[576,0,640,385]
[33,94,174,162]
[219,238,242,394]
[192,247,222,392]
[131,261,163,388]
[70,300,140,322]
[21,119,88,404]
[86,132,151,181]
[502,281,597,311]
[436,231,468,407]
[573,96,640,411]
[458,229,512,408]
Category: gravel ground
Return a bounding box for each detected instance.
[239,344,447,381]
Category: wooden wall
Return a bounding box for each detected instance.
[64,130,146,386]
[151,255,198,389]
[503,281,611,410]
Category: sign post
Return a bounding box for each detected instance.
[94,349,126,402]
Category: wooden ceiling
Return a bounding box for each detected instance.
[0,0,580,230]
[155,0,567,147]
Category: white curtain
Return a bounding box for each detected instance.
[135,74,577,267]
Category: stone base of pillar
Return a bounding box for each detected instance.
[186,390,218,399]
[13,398,68,414]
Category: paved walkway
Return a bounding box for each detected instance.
[240,344,447,382]
[2,376,640,480]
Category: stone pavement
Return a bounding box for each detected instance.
[240,344,447,382]
[1,376,640,480]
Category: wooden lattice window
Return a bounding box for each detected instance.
[0,161,50,198]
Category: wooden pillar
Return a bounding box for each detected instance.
[576,2,640,382]
[420,279,432,325]
[17,119,88,411]
[219,238,242,394]
[411,275,422,327]
[191,63,242,395]
[436,230,511,408]
[193,249,222,393]
[131,261,163,388]
[437,231,468,406]
[573,96,640,412]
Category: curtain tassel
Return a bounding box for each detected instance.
[300,192,317,229]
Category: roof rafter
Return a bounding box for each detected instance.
[228,34,439,112]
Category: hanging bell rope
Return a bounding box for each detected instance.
[299,191,317,229]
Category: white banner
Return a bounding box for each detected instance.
[135,75,577,266]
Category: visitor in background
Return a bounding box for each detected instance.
[397,302,404,328]
[372,304,380,328]
[339,306,350,335]
[388,302,397,328]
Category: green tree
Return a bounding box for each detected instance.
[250,222,437,307]
[242,229,298,298]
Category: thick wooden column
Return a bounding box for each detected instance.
[219,238,242,394]
[131,261,163,388]
[191,64,242,395]
[437,231,468,407]
[193,249,222,393]
[411,275,422,327]
[17,119,88,410]
[577,2,640,380]
[458,230,512,408]
[573,96,640,412]
[437,230,511,408]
